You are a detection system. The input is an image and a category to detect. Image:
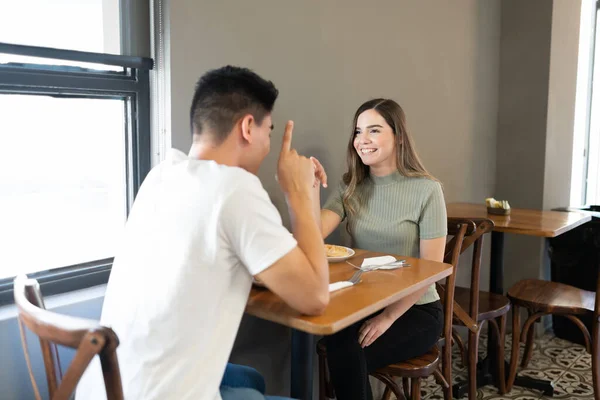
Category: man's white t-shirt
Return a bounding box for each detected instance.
[76,149,297,400]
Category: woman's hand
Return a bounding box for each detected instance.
[310,157,328,188]
[358,313,394,347]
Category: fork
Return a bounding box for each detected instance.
[346,259,409,271]
[348,269,364,284]
[328,269,364,293]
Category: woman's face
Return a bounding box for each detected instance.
[353,109,397,173]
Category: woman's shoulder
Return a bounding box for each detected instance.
[404,176,442,191]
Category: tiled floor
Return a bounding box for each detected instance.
[385,333,595,399]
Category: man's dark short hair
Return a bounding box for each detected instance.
[190,66,279,143]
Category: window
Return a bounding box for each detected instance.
[584,1,600,205]
[0,0,121,54]
[572,0,600,206]
[0,24,152,304]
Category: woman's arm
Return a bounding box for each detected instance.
[321,209,342,239]
[310,157,343,239]
[380,237,445,319]
[311,183,341,238]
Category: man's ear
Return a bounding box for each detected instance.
[240,114,254,144]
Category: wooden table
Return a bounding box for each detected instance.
[246,249,453,400]
[447,203,591,396]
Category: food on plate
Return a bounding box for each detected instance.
[325,244,350,258]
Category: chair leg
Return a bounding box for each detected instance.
[371,373,405,400]
[495,314,507,394]
[593,318,600,400]
[506,305,521,392]
[565,315,593,353]
[403,377,410,400]
[441,343,453,400]
[467,327,480,400]
[452,328,467,367]
[592,312,600,400]
[411,378,421,400]
[382,386,393,400]
[521,314,536,368]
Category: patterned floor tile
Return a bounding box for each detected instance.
[392,332,595,400]
[569,352,592,372]
[478,384,540,400]
[550,369,594,399]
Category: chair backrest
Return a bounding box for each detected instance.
[457,218,495,320]
[441,218,476,344]
[13,275,124,400]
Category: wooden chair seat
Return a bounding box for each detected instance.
[506,277,600,399]
[453,286,511,322]
[377,346,439,378]
[507,279,595,315]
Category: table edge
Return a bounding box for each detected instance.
[246,265,453,335]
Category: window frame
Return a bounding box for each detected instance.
[583,0,600,205]
[0,42,153,305]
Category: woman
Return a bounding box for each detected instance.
[318,98,447,400]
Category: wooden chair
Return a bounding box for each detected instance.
[316,218,475,400]
[13,275,124,400]
[506,277,600,399]
[449,218,510,400]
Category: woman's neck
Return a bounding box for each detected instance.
[369,160,397,177]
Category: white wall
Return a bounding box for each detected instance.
[544,0,583,211]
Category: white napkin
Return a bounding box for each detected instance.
[329,256,404,293]
[361,255,397,268]
[329,281,353,292]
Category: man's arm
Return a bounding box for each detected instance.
[254,122,329,315]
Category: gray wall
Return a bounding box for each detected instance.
[496,0,583,294]
[166,0,501,395]
[168,0,501,285]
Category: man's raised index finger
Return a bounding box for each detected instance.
[280,120,294,152]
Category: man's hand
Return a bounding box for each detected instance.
[277,121,314,197]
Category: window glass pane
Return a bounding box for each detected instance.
[0,54,124,73]
[0,0,120,54]
[585,9,600,205]
[0,94,127,279]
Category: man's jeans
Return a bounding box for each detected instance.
[220,363,294,400]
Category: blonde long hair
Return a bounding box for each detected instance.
[342,98,438,219]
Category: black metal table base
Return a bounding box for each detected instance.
[291,329,314,400]
[514,373,555,396]
[452,357,494,399]
[451,357,555,398]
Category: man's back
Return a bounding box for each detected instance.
[77,149,296,400]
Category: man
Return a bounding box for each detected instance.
[77,66,329,399]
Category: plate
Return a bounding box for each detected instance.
[325,244,355,263]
